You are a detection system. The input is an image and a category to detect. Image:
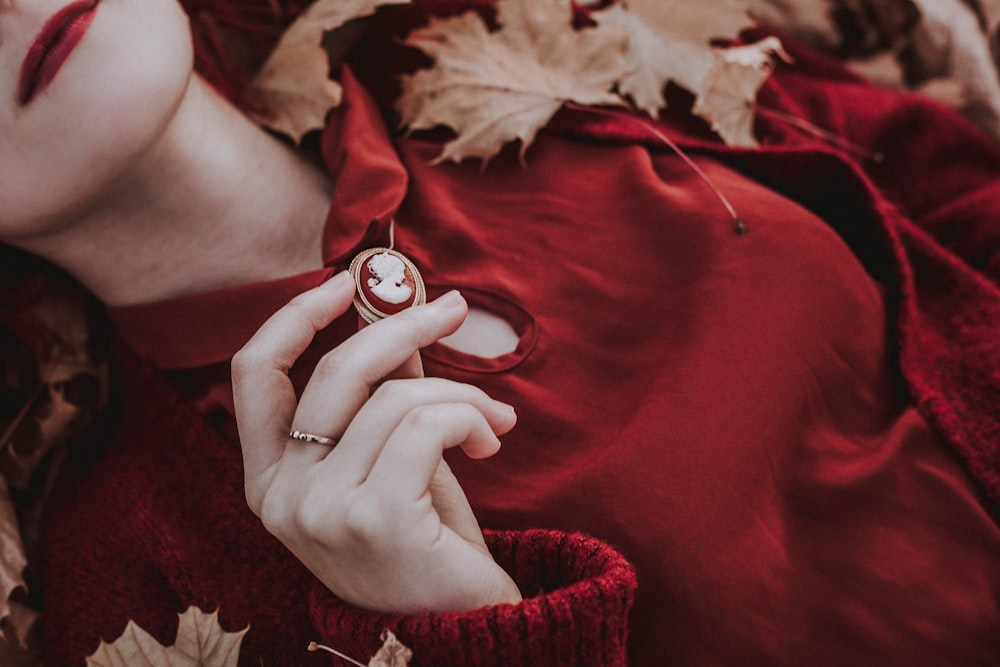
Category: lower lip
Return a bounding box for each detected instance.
[18,0,100,106]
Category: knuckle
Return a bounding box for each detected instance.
[292,496,329,537]
[230,347,263,382]
[370,378,411,403]
[341,493,388,546]
[389,307,423,327]
[244,483,264,518]
[312,348,352,383]
[293,487,336,538]
[282,293,324,325]
[404,403,452,431]
[257,490,290,537]
[284,292,313,312]
[376,308,424,342]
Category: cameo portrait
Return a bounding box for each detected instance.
[349,248,427,323]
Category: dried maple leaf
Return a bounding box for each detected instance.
[368,630,412,667]
[599,0,755,117]
[0,602,41,667]
[0,600,39,662]
[0,476,27,639]
[397,0,629,164]
[692,36,791,147]
[2,284,107,653]
[86,607,247,667]
[247,0,411,142]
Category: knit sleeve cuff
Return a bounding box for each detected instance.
[307,529,637,666]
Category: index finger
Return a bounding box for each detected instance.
[232,272,356,482]
[290,290,469,442]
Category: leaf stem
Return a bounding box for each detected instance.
[308,641,367,667]
[565,103,747,235]
[0,382,46,456]
[757,106,885,162]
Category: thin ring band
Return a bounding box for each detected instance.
[289,430,337,446]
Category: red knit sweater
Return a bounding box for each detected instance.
[41,8,1000,666]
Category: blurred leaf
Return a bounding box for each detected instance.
[692,36,792,147]
[601,0,754,116]
[248,0,411,141]
[0,476,27,640]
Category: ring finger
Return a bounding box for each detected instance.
[309,377,516,486]
[278,292,472,474]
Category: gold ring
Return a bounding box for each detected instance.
[289,430,337,446]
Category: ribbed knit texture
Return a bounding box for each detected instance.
[311,530,635,665]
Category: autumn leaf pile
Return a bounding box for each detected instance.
[1,279,108,666]
[250,0,789,161]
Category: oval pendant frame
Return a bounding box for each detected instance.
[349,247,427,324]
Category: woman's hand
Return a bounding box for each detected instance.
[232,272,522,614]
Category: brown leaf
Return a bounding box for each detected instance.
[0,476,27,635]
[368,630,412,667]
[845,50,907,89]
[599,0,755,117]
[307,630,413,666]
[747,0,841,52]
[397,0,629,164]
[1,284,106,657]
[247,0,411,142]
[85,607,248,667]
[691,36,791,147]
[0,603,42,667]
[915,76,967,110]
[0,600,41,667]
[1,285,107,487]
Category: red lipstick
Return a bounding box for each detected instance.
[18,0,100,106]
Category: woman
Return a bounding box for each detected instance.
[3,0,1000,664]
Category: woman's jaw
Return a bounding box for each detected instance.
[0,0,195,240]
[1,0,332,307]
[7,78,333,308]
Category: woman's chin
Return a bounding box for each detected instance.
[0,0,195,240]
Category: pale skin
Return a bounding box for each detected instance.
[0,0,522,611]
[234,275,521,613]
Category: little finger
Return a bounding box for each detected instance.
[365,402,501,504]
[284,293,469,474]
[325,377,515,484]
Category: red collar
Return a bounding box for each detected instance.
[108,269,335,369]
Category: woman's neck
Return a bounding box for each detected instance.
[22,75,333,307]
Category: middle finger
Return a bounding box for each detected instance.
[324,377,516,485]
[281,291,469,471]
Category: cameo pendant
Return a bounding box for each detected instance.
[349,246,426,324]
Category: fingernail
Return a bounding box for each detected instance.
[495,401,517,432]
[326,271,353,288]
[434,290,464,308]
[321,271,354,290]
